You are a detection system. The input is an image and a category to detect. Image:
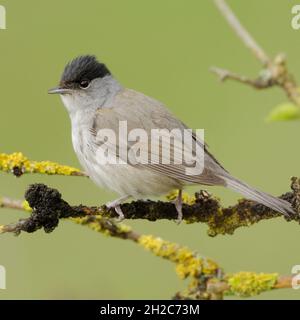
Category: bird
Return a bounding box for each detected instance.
[48,55,294,222]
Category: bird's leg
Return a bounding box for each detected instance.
[105,195,130,221]
[174,189,183,224]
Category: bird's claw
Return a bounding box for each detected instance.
[105,202,125,222]
[173,190,183,225]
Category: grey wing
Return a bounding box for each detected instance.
[91,89,227,186]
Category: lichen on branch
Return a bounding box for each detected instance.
[0,182,294,299]
[2,179,298,237]
[212,0,300,109]
[0,180,296,299]
[225,272,279,297]
[0,152,86,177]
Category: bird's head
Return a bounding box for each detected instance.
[48,55,114,113]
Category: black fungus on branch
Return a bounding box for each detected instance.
[22,184,85,233]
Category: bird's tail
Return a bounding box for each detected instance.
[223,174,294,216]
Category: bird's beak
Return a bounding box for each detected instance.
[48,87,72,95]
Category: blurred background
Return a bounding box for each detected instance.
[0,0,299,299]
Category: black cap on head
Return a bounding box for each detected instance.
[60,55,110,87]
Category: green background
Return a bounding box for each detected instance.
[0,0,299,299]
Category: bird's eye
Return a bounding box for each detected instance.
[79,79,90,89]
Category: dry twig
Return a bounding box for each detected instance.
[212,0,300,106]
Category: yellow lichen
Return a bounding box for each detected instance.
[166,190,195,205]
[70,216,132,238]
[117,223,132,234]
[22,200,32,212]
[0,152,82,176]
[71,217,103,233]
[138,235,218,279]
[226,272,279,297]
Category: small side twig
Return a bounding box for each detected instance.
[214,0,270,65]
[206,274,292,299]
[0,197,25,211]
[212,0,300,106]
[210,66,275,89]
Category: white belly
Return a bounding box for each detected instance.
[72,125,181,198]
[86,162,181,198]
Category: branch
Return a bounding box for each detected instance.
[2,152,299,236]
[212,0,300,106]
[0,197,29,211]
[210,66,274,89]
[0,153,297,298]
[0,152,86,177]
[206,273,292,299]
[1,179,299,237]
[214,0,270,65]
[0,188,293,299]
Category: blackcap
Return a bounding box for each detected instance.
[48,55,294,222]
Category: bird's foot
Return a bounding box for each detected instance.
[105,195,130,221]
[114,205,125,221]
[173,189,183,225]
[106,202,125,221]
